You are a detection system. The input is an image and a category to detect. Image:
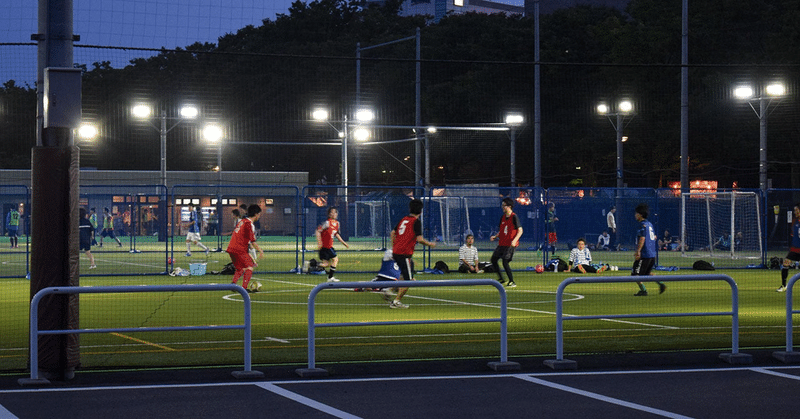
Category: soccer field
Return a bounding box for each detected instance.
[2,244,798,373]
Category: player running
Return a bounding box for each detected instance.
[226,204,264,292]
[632,203,666,296]
[316,207,349,282]
[388,199,436,309]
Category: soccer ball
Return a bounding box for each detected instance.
[167,257,174,266]
[247,281,262,292]
[535,264,544,273]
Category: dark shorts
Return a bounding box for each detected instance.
[101,229,117,239]
[6,227,17,238]
[318,247,337,261]
[785,251,800,262]
[80,240,91,251]
[631,257,656,276]
[492,246,516,262]
[393,254,414,281]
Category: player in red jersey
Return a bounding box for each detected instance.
[389,199,436,309]
[316,207,349,282]
[490,197,523,288]
[226,204,264,291]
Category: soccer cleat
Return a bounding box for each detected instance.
[379,288,393,301]
[497,278,506,284]
[327,277,340,282]
[89,265,97,269]
[506,281,517,288]
[185,252,192,257]
[118,242,123,247]
[659,283,667,294]
[777,286,787,292]
[634,290,648,296]
[389,300,409,309]
[205,248,210,256]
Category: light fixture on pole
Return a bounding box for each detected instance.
[597,100,634,189]
[312,108,374,191]
[505,113,524,187]
[733,82,786,192]
[132,104,199,188]
[203,124,224,180]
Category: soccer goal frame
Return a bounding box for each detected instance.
[680,191,763,259]
[427,196,471,246]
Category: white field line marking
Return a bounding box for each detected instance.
[750,367,800,381]
[0,403,19,419]
[255,382,362,419]
[265,337,291,344]
[514,375,695,419]
[251,276,679,330]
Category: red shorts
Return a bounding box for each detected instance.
[228,251,256,270]
[548,232,558,244]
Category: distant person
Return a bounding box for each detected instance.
[89,207,98,245]
[458,234,480,273]
[79,208,96,269]
[659,229,674,251]
[777,204,800,292]
[316,207,349,282]
[389,199,436,309]
[184,204,209,257]
[545,202,558,251]
[5,206,20,248]
[491,197,523,288]
[596,230,611,251]
[207,210,218,236]
[632,203,666,296]
[568,238,607,273]
[99,207,123,247]
[606,206,617,250]
[226,204,263,291]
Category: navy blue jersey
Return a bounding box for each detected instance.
[637,219,658,259]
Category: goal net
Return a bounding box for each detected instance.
[680,191,762,259]
[427,196,472,246]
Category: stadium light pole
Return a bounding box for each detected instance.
[132,104,199,188]
[597,101,634,189]
[733,82,786,193]
[505,114,524,187]
[311,108,374,191]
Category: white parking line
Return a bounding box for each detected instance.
[514,374,695,419]
[255,382,362,419]
[0,403,19,419]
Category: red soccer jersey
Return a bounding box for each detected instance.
[318,218,340,249]
[392,216,421,256]
[497,212,521,247]
[227,217,256,254]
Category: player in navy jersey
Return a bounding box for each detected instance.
[777,204,800,292]
[632,203,666,296]
[490,198,523,288]
[389,199,436,309]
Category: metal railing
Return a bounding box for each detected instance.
[773,273,800,363]
[19,284,262,385]
[296,279,519,377]
[545,274,751,370]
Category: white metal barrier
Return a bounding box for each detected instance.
[773,273,800,363]
[296,279,520,377]
[544,274,752,370]
[19,284,263,386]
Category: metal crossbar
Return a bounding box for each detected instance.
[297,279,518,377]
[546,274,750,369]
[19,284,262,386]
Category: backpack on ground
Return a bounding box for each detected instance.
[692,260,715,270]
[434,260,450,273]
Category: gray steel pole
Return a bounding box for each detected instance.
[616,113,624,190]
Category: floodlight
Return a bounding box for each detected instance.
[734,86,754,99]
[132,104,152,118]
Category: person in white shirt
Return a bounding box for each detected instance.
[458,234,480,273]
[597,230,611,251]
[607,206,618,250]
[568,238,608,273]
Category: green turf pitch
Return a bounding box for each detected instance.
[2,259,799,373]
